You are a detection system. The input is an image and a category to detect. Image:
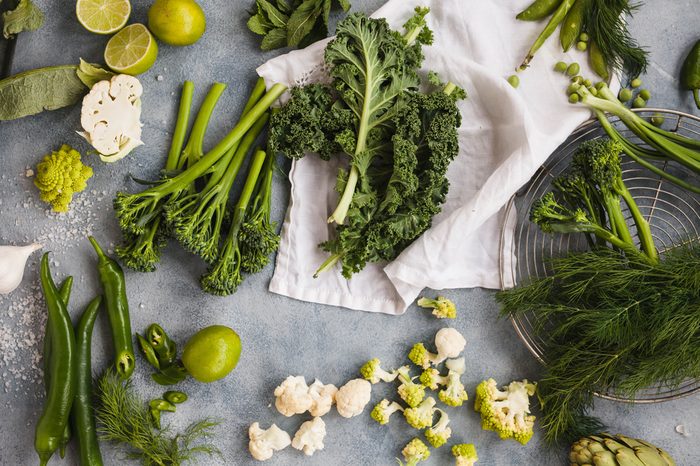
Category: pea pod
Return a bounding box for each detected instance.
[518,0,576,71]
[516,0,563,21]
[681,39,700,109]
[588,40,610,80]
[559,0,588,52]
[89,236,135,379]
[35,254,77,466]
[72,296,104,466]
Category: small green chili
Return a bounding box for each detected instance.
[164,391,188,404]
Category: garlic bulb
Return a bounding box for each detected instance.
[0,243,42,294]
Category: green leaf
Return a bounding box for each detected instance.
[76,59,115,88]
[261,27,288,50]
[247,13,271,35]
[286,0,322,47]
[275,0,293,14]
[2,0,44,39]
[336,0,351,12]
[322,0,331,25]
[257,0,289,28]
[0,65,87,121]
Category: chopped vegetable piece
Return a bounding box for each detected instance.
[34,145,93,213]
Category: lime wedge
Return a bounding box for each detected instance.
[104,24,158,75]
[76,0,131,35]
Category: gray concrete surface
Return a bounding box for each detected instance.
[0,0,698,465]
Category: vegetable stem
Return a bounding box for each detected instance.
[166,81,194,171]
[314,253,342,278]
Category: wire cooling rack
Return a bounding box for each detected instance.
[499,108,700,403]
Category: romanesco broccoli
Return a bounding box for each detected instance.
[452,443,478,466]
[417,295,456,319]
[399,438,430,466]
[474,378,536,445]
[403,396,436,429]
[397,366,425,408]
[419,368,448,390]
[370,399,404,425]
[438,357,468,407]
[359,358,403,384]
[424,409,451,448]
[34,144,93,212]
[408,343,438,369]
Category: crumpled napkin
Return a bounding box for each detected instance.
[257,0,612,314]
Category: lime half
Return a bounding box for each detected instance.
[76,0,131,35]
[104,23,158,75]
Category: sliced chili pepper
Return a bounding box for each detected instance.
[136,333,161,370]
[164,390,188,404]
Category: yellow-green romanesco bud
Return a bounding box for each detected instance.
[417,296,457,319]
[34,144,93,212]
[408,343,437,369]
[360,358,400,384]
[438,372,469,407]
[397,367,426,408]
[474,378,536,445]
[400,438,430,466]
[424,409,451,448]
[403,397,436,429]
[452,443,478,466]
[370,399,404,425]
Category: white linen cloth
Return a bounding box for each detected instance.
[257,0,611,314]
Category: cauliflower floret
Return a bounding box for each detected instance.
[334,378,371,418]
[474,378,537,445]
[403,396,436,429]
[434,328,466,363]
[359,358,402,384]
[417,295,457,319]
[291,417,326,456]
[308,379,338,417]
[370,399,404,425]
[399,438,430,466]
[424,409,451,448]
[78,74,144,162]
[452,443,478,466]
[248,422,291,461]
[274,375,313,417]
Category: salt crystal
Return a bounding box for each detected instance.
[676,424,690,437]
[25,169,34,177]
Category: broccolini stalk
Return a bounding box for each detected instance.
[178,83,227,170]
[200,149,268,295]
[114,83,286,237]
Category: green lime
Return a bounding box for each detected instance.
[76,0,131,35]
[104,23,158,75]
[182,325,241,383]
[148,0,206,46]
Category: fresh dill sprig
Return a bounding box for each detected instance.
[498,244,700,444]
[95,370,221,465]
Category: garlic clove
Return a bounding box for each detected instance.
[0,243,43,294]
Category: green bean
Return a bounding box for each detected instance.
[164,391,188,404]
[72,296,104,466]
[560,0,587,52]
[507,75,520,88]
[516,0,564,21]
[554,61,568,72]
[588,41,609,80]
[35,254,77,466]
[519,0,576,71]
[89,236,135,379]
[566,62,580,76]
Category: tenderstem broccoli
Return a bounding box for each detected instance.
[200,149,268,295]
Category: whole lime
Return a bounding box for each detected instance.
[182,325,241,383]
[147,0,206,46]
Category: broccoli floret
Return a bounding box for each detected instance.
[359,358,402,384]
[398,438,430,466]
[452,443,478,466]
[34,144,93,212]
[370,399,404,425]
[474,378,536,445]
[408,343,438,369]
[417,295,456,319]
[438,358,468,407]
[403,396,436,429]
[116,221,167,272]
[419,368,448,390]
[424,409,451,448]
[397,367,426,408]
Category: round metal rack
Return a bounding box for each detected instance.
[499,108,700,403]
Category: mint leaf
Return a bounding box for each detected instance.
[336,0,350,12]
[247,13,271,35]
[257,0,289,28]
[286,0,322,47]
[261,27,287,50]
[2,0,44,39]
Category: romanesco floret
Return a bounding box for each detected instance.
[397,366,426,408]
[474,378,536,445]
[419,368,448,390]
[417,295,457,319]
[408,343,438,369]
[403,396,436,429]
[438,358,468,407]
[360,358,402,384]
[424,409,451,448]
[34,144,93,212]
[452,443,478,466]
[399,438,430,466]
[370,399,404,425]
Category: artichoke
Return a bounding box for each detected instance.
[570,433,676,466]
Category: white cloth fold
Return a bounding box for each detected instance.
[258,0,613,314]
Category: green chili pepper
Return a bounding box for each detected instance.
[151,372,183,386]
[136,333,161,370]
[681,39,700,109]
[146,323,177,368]
[560,0,588,52]
[588,41,609,81]
[89,236,135,379]
[35,254,77,466]
[516,0,563,21]
[72,296,104,466]
[150,398,177,412]
[164,390,188,404]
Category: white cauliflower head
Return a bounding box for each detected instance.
[78,74,143,162]
[291,417,326,456]
[434,328,466,363]
[308,379,338,417]
[335,378,371,418]
[274,375,313,417]
[248,422,291,461]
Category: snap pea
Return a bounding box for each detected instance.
[35,254,77,466]
[518,0,576,71]
[516,0,563,21]
[588,41,609,80]
[560,0,588,52]
[164,391,188,404]
[89,236,135,379]
[681,40,700,109]
[72,296,104,466]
